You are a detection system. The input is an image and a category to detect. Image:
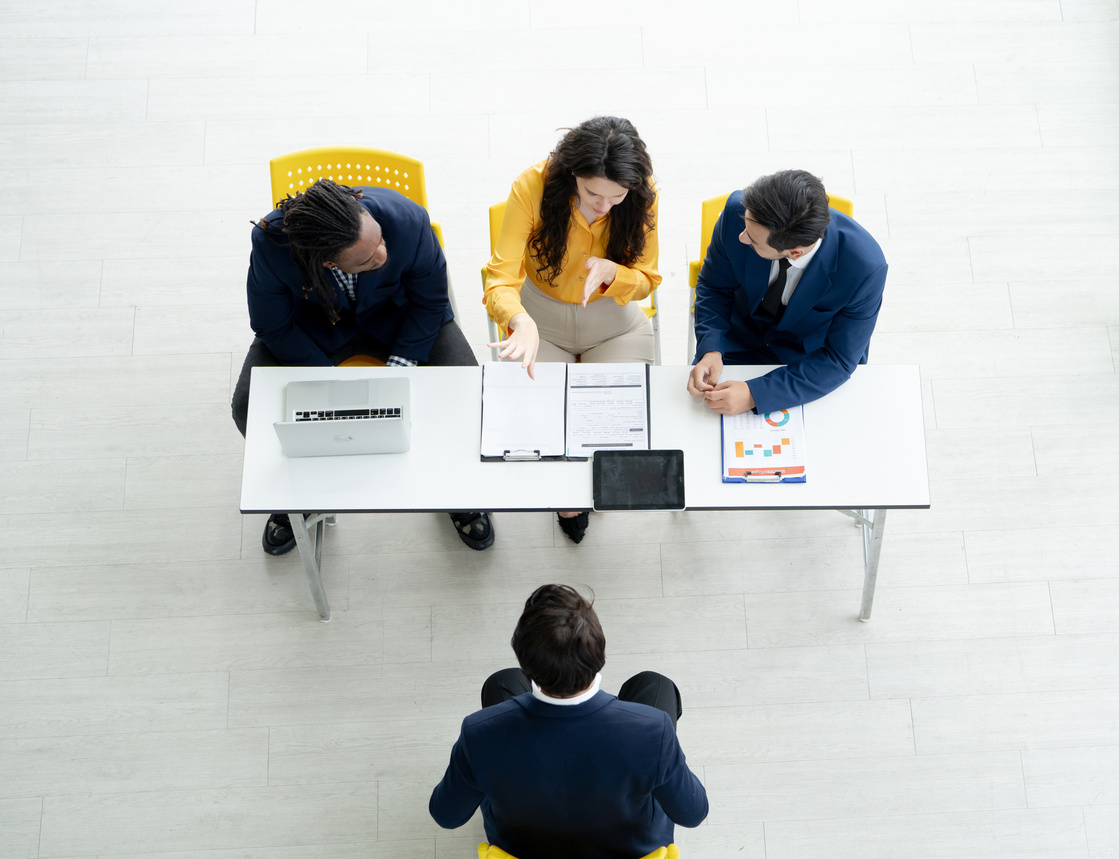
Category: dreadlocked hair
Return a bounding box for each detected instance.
[256,179,366,324]
[530,116,656,287]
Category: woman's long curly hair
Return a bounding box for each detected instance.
[530,116,656,287]
[256,179,365,324]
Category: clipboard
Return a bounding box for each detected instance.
[480,363,651,462]
[480,362,567,461]
[720,406,807,483]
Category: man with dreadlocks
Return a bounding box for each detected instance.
[232,179,494,554]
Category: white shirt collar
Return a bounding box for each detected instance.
[788,237,822,270]
[531,673,602,706]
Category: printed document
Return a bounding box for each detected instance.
[721,405,807,482]
[565,363,650,458]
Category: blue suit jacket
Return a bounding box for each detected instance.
[246,187,454,365]
[429,691,708,859]
[693,190,887,414]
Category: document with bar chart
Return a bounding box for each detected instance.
[721,406,807,483]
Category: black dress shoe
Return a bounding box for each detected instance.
[449,511,495,550]
[557,511,590,544]
[262,513,297,555]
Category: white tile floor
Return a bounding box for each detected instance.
[1,1,1117,857]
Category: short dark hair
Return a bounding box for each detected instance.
[511,584,606,697]
[742,169,832,252]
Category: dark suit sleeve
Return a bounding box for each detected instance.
[692,201,742,362]
[652,715,709,828]
[246,227,332,366]
[746,259,887,414]
[389,209,452,363]
[429,726,484,829]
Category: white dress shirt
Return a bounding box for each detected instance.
[769,237,823,305]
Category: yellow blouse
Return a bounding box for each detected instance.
[483,161,661,330]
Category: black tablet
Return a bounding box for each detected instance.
[592,450,686,511]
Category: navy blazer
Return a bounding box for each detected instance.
[245,187,454,365]
[693,190,887,414]
[429,691,708,859]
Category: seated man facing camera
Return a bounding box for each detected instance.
[429,584,708,859]
[688,169,887,415]
[232,179,493,555]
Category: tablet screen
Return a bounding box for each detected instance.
[592,450,685,511]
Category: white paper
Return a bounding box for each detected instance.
[480,362,567,458]
[565,363,650,458]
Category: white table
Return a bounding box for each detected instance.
[242,364,930,621]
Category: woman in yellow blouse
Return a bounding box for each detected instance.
[485,115,660,379]
[484,116,659,543]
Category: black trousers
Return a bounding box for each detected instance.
[481,668,684,730]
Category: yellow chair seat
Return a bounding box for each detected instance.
[338,354,385,368]
[478,843,678,859]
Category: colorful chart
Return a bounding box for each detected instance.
[764,410,790,428]
[735,439,791,457]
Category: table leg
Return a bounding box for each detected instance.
[837,508,888,622]
[858,508,887,622]
[288,512,332,622]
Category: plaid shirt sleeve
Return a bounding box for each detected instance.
[386,355,418,368]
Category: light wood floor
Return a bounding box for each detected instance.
[2,1,1118,857]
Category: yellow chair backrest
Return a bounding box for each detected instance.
[828,192,855,218]
[688,191,853,290]
[694,192,732,281]
[487,200,507,255]
[268,145,443,247]
[478,843,678,859]
[480,200,509,343]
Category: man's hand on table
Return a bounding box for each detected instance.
[687,351,756,416]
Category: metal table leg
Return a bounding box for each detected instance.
[288,512,333,622]
[838,508,888,622]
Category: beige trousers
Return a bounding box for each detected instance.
[518,279,655,364]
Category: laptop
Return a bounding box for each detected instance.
[272,378,411,457]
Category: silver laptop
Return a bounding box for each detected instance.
[273,378,411,457]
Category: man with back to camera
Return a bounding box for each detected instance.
[686,169,887,415]
[429,584,708,859]
[233,178,494,555]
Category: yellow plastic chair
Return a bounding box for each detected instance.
[478,843,678,859]
[686,191,854,360]
[267,144,459,328]
[481,200,662,364]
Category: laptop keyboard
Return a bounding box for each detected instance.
[294,408,403,422]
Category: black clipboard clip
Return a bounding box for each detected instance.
[503,449,541,461]
[743,471,784,483]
